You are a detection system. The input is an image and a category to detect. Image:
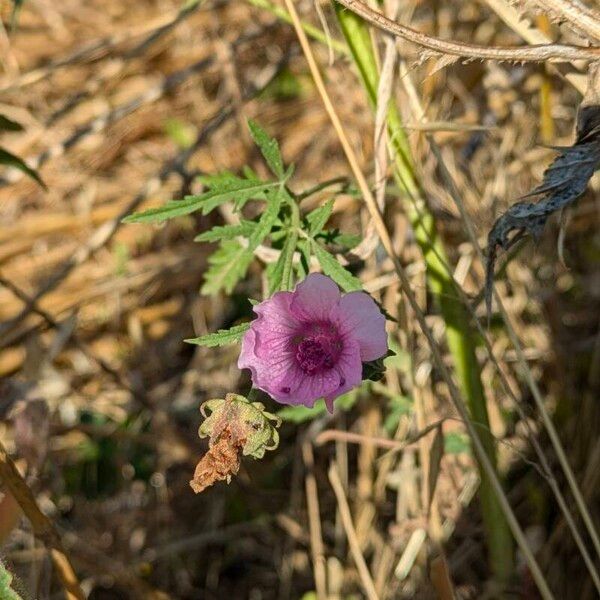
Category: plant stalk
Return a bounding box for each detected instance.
[333,4,513,582]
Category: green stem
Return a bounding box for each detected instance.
[285,200,301,290]
[247,387,262,402]
[333,3,513,583]
[296,175,350,200]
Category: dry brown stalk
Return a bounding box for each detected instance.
[328,464,379,600]
[315,420,445,451]
[484,0,587,94]
[429,553,456,600]
[0,439,85,600]
[334,0,600,62]
[302,440,327,600]
[520,0,600,43]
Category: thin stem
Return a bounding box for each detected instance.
[408,71,600,565]
[296,176,350,200]
[285,201,301,290]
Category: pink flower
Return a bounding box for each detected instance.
[238,273,388,411]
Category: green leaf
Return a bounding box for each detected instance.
[163,118,196,149]
[242,165,261,181]
[325,231,362,250]
[185,322,250,347]
[123,179,278,224]
[306,198,334,236]
[278,401,327,423]
[277,388,359,422]
[246,186,284,251]
[444,432,471,455]
[201,240,253,295]
[10,0,24,32]
[0,561,24,600]
[0,114,23,132]
[383,395,413,434]
[198,171,245,188]
[268,229,298,294]
[296,238,311,279]
[194,221,256,242]
[259,67,303,101]
[248,119,285,178]
[311,241,361,291]
[0,147,46,189]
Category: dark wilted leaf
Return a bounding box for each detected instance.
[427,425,444,513]
[485,104,600,319]
[0,147,46,189]
[0,115,23,132]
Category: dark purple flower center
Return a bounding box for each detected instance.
[295,325,342,374]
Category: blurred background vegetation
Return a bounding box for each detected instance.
[0,0,599,598]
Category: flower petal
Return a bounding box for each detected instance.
[290,273,341,323]
[254,291,299,333]
[324,338,362,411]
[238,326,259,376]
[290,369,341,406]
[331,291,387,361]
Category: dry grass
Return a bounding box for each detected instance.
[0,0,599,598]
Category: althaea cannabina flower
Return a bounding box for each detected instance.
[238,273,388,411]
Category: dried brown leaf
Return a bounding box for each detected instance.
[189,427,243,494]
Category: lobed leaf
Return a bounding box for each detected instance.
[248,119,285,178]
[185,322,251,347]
[246,186,285,251]
[194,221,256,243]
[201,240,253,295]
[311,241,362,291]
[124,179,279,224]
[0,562,23,600]
[268,229,298,294]
[306,198,334,236]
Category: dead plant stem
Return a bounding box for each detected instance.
[0,440,85,600]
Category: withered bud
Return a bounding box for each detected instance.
[189,393,281,494]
